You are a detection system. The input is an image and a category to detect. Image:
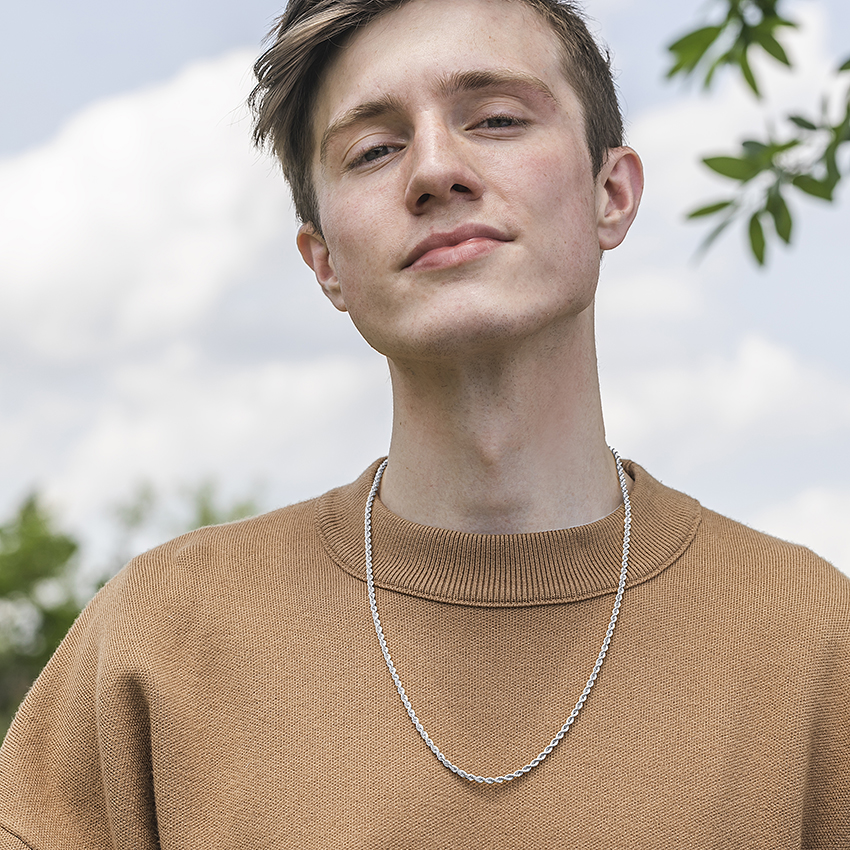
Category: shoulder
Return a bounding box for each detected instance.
[696,506,850,622]
[630,461,850,621]
[102,493,328,625]
[96,462,381,640]
[668,487,850,639]
[119,494,320,584]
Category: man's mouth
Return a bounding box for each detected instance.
[402,225,513,271]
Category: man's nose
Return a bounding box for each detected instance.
[404,123,484,214]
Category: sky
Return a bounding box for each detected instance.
[1,0,849,586]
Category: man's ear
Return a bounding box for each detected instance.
[596,147,644,251]
[296,223,348,312]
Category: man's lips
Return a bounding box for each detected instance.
[402,225,512,271]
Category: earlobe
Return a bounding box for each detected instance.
[596,147,644,251]
[296,223,348,312]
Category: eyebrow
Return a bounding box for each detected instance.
[319,69,559,165]
[320,94,406,166]
[436,69,559,105]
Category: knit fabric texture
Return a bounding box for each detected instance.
[1,460,848,848]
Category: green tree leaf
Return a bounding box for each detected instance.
[754,29,792,65]
[824,138,840,183]
[766,190,793,243]
[703,155,763,181]
[742,140,769,157]
[749,213,767,265]
[670,1,845,266]
[739,48,761,97]
[667,26,723,76]
[788,115,817,131]
[687,200,735,218]
[792,174,834,200]
[836,100,850,141]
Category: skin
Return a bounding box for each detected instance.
[297,0,643,533]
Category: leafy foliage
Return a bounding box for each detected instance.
[668,2,849,265]
[687,77,850,264]
[667,0,797,97]
[0,496,80,734]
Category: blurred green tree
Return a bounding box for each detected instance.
[666,0,849,265]
[0,496,80,734]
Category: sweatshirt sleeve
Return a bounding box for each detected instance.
[0,575,160,850]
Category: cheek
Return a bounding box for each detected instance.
[322,199,414,322]
[545,148,596,211]
[533,172,600,273]
[318,206,370,293]
[523,150,602,307]
[320,184,396,280]
[504,142,596,223]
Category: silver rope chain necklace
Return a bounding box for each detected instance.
[364,447,632,785]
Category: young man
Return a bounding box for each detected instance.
[1,0,848,846]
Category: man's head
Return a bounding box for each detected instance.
[252,0,641,365]
[250,0,624,232]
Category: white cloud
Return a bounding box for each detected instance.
[51,351,392,523]
[604,334,850,469]
[0,50,290,361]
[596,267,703,320]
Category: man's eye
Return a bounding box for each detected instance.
[346,140,405,171]
[482,115,520,128]
[354,144,397,166]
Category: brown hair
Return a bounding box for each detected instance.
[249,0,623,230]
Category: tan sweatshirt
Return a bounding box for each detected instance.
[1,460,848,848]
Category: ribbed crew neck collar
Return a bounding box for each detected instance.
[316,459,701,607]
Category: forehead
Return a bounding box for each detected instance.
[311,0,577,154]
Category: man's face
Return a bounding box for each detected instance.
[298,0,641,363]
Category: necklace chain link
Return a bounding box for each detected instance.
[364,447,632,784]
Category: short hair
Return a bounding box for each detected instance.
[249,0,623,230]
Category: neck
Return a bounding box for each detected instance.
[379,310,627,533]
